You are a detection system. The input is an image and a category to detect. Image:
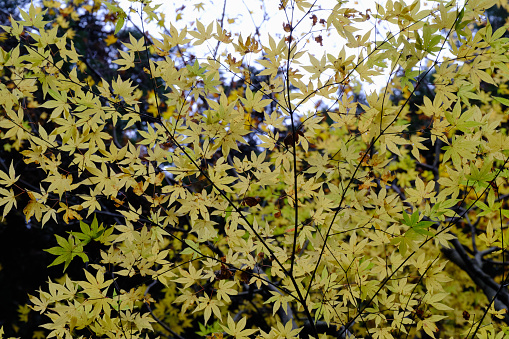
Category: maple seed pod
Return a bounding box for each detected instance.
[310,14,318,26]
[284,133,298,148]
[240,270,250,283]
[462,310,470,320]
[243,197,261,207]
[275,193,286,209]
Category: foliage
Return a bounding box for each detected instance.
[1,0,509,338]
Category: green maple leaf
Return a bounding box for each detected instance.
[444,103,483,132]
[202,72,221,94]
[402,210,435,237]
[466,159,496,185]
[186,59,207,77]
[493,96,509,107]
[196,320,222,336]
[181,239,201,259]
[391,211,435,256]
[45,234,89,272]
[70,215,106,245]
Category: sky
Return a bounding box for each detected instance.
[116,0,465,97]
[119,0,387,92]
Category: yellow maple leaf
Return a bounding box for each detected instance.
[104,34,117,46]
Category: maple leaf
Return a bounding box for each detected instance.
[444,102,483,133]
[122,33,145,52]
[478,220,497,247]
[193,295,223,324]
[189,20,214,45]
[423,292,453,311]
[274,320,302,338]
[215,280,238,303]
[256,56,281,79]
[192,219,218,242]
[240,86,272,113]
[43,173,79,199]
[18,2,49,29]
[194,2,205,11]
[466,158,496,188]
[70,215,106,245]
[175,264,203,289]
[56,202,83,224]
[233,34,261,55]
[0,161,19,187]
[442,135,479,169]
[39,89,70,120]
[104,34,117,46]
[410,135,428,160]
[0,187,17,217]
[416,315,447,338]
[112,50,135,71]
[405,177,436,204]
[44,234,88,272]
[79,269,114,317]
[264,290,293,316]
[401,210,435,237]
[167,22,191,45]
[186,59,207,77]
[221,314,258,339]
[207,157,236,192]
[302,54,328,81]
[79,269,113,296]
[78,188,102,217]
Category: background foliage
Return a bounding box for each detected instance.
[1,0,509,338]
